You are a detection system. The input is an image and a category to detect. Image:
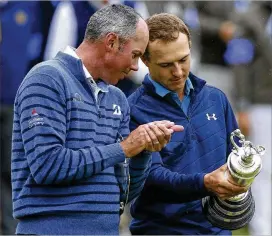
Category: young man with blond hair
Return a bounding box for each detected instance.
[128,13,247,235]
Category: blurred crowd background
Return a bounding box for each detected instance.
[1,0,271,235]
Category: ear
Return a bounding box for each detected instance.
[105,32,120,52]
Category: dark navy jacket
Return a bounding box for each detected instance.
[128,72,238,235]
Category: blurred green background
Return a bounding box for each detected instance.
[233,226,249,235]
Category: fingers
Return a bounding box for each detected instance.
[144,121,173,151]
[227,184,248,195]
[151,122,173,143]
[205,166,248,199]
[216,182,248,199]
[121,120,184,157]
[153,120,174,128]
[170,124,184,132]
[148,122,168,144]
[144,124,161,151]
[154,121,184,132]
[215,187,232,199]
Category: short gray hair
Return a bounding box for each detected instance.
[84,4,141,43]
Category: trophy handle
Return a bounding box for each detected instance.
[230,129,245,151]
[255,145,266,156]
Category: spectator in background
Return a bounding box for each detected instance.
[128,13,248,235]
[225,2,272,235]
[44,0,150,97]
[194,1,237,106]
[11,5,183,235]
[0,1,57,234]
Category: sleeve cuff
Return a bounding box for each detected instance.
[197,173,210,194]
[129,151,152,168]
[98,143,126,168]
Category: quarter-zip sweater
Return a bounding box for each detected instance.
[128,72,238,235]
[11,52,151,235]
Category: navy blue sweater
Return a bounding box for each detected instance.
[128,73,238,235]
[11,52,151,235]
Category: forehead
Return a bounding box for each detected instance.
[148,33,190,62]
[128,18,149,53]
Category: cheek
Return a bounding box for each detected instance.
[120,55,132,69]
[157,70,171,84]
[111,51,131,70]
[106,55,120,72]
[160,68,172,78]
[151,68,168,80]
[184,60,191,72]
[111,59,125,71]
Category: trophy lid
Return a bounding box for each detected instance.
[228,129,265,182]
[228,149,262,179]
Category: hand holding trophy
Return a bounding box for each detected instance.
[202,129,265,230]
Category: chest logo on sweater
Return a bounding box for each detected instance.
[206,113,217,120]
[72,93,83,102]
[113,104,122,115]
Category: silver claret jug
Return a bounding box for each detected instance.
[202,129,265,230]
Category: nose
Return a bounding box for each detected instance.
[172,63,183,78]
[130,61,139,72]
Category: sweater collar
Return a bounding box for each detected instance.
[142,71,206,97]
[63,46,93,81]
[147,74,194,97]
[54,51,109,92]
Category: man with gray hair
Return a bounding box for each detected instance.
[11,4,183,235]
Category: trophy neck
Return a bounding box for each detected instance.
[227,150,262,186]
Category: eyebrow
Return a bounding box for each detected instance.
[180,54,190,61]
[158,53,190,65]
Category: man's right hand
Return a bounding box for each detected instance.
[120,120,184,158]
[204,164,248,200]
[144,121,183,152]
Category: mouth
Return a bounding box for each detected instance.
[121,70,130,79]
[170,77,182,82]
[118,72,126,80]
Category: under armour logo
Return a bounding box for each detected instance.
[113,104,122,115]
[206,113,217,120]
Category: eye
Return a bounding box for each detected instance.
[132,54,138,59]
[179,57,187,63]
[160,63,170,68]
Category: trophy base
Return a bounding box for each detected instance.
[202,189,255,230]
